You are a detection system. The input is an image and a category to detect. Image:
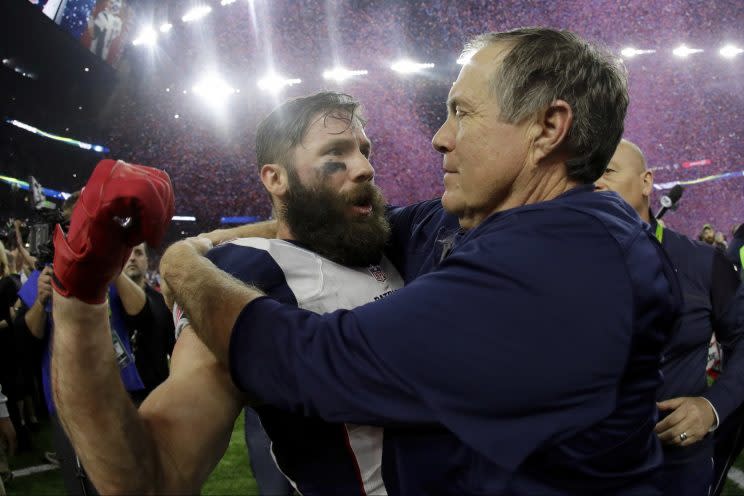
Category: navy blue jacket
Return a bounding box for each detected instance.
[652,219,744,464]
[228,186,681,495]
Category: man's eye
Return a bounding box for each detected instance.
[327,148,342,156]
[455,108,466,117]
[604,168,615,175]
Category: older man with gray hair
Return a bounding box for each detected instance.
[54,28,681,494]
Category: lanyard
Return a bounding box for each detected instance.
[655,222,664,243]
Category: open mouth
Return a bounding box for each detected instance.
[349,195,374,216]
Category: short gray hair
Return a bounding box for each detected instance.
[464,28,629,184]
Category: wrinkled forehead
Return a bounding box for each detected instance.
[451,42,512,95]
[301,111,369,148]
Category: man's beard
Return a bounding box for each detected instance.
[125,266,143,283]
[282,172,390,267]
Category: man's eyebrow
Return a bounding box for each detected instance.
[447,95,475,110]
[320,138,356,151]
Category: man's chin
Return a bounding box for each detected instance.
[441,192,464,216]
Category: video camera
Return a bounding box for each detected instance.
[27,176,67,268]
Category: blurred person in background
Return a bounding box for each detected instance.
[699,224,716,245]
[727,224,743,277]
[0,384,16,494]
[114,242,175,405]
[0,242,27,453]
[714,232,728,252]
[595,139,744,496]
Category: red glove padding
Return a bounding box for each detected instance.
[52,159,175,304]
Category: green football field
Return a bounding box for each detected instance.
[6,411,258,495]
[5,412,744,495]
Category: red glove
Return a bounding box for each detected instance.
[52,159,175,304]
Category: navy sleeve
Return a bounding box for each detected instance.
[703,251,744,421]
[206,243,298,306]
[229,214,649,470]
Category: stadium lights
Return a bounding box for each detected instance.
[257,73,302,93]
[221,0,237,5]
[132,27,158,46]
[391,59,435,74]
[322,67,368,82]
[172,215,196,221]
[720,45,743,58]
[160,23,173,33]
[620,48,656,58]
[672,45,703,57]
[192,74,235,106]
[182,6,212,23]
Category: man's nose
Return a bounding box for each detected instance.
[348,156,375,183]
[432,118,454,154]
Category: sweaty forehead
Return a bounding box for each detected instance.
[302,112,368,147]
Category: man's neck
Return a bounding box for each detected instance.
[639,205,652,224]
[275,220,294,240]
[459,165,579,230]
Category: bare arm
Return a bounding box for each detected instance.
[160,239,263,366]
[14,221,37,268]
[199,220,278,246]
[52,293,243,494]
[23,266,54,340]
[114,272,147,316]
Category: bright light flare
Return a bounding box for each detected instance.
[391,59,435,74]
[322,67,368,82]
[182,6,212,23]
[456,50,475,65]
[221,0,237,5]
[672,45,703,57]
[256,73,302,93]
[132,27,158,46]
[620,47,656,58]
[160,23,173,33]
[720,45,743,58]
[192,74,235,106]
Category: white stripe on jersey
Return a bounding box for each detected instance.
[226,238,404,495]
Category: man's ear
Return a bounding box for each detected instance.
[260,164,288,197]
[641,170,654,199]
[530,99,573,164]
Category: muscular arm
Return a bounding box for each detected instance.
[52,293,243,494]
[114,272,147,316]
